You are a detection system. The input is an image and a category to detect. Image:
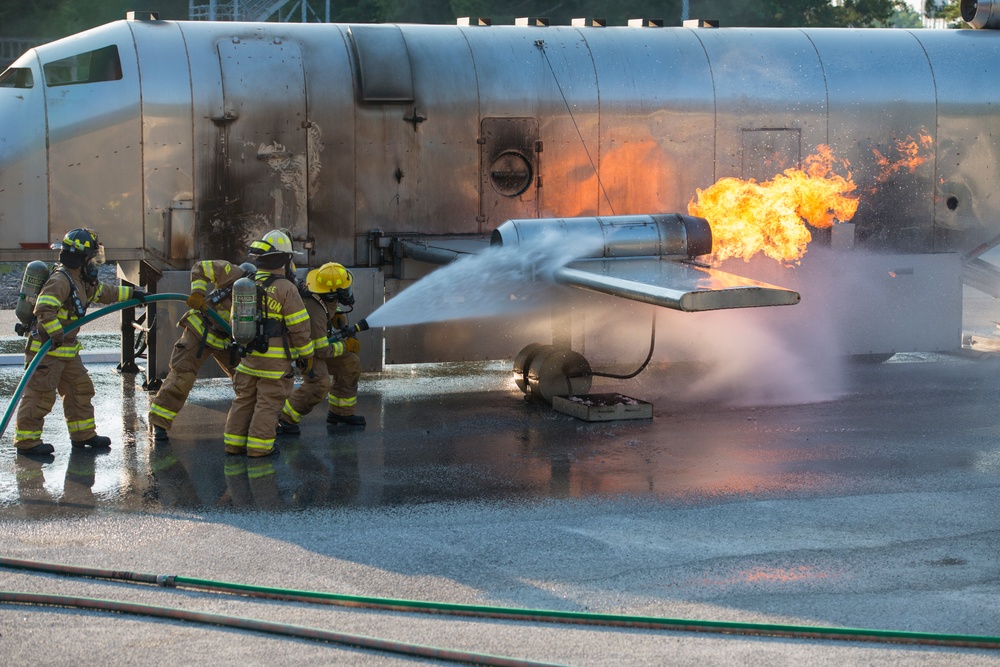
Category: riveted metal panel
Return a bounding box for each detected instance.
[480,117,539,228]
[216,37,308,253]
[351,25,479,239]
[808,29,937,252]
[693,28,827,186]
[464,27,599,223]
[913,29,1000,256]
[0,51,47,254]
[585,26,715,217]
[349,24,414,102]
[39,21,143,254]
[129,20,194,261]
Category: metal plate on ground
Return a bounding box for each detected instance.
[551,393,653,422]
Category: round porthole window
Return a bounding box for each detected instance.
[489,151,533,197]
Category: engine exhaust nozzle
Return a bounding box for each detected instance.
[963,0,1000,29]
[490,213,712,259]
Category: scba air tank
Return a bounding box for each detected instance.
[230,276,258,347]
[14,261,50,334]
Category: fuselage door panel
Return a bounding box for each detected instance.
[215,38,308,255]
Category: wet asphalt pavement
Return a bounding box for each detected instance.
[2,299,1000,664]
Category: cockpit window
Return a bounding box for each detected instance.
[43,45,122,87]
[0,67,34,89]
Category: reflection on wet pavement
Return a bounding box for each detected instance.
[2,350,1000,518]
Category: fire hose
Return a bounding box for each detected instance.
[1,557,999,651]
[0,591,564,667]
[0,294,221,441]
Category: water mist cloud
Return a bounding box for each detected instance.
[364,231,603,328]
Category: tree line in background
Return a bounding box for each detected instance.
[0,0,965,40]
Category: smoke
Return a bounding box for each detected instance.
[364,231,603,328]
[579,249,851,407]
[364,234,943,408]
[658,304,846,407]
[688,251,849,406]
[637,247,870,407]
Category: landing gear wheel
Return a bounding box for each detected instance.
[513,343,593,404]
[513,343,547,394]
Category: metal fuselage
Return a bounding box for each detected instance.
[1,17,997,372]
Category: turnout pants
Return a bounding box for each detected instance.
[280,358,330,424]
[327,352,361,417]
[15,353,97,450]
[224,370,293,456]
[149,327,237,430]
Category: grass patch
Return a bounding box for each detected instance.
[0,263,27,275]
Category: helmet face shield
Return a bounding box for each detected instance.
[336,285,355,306]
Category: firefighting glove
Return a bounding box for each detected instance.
[332,313,348,330]
[345,338,361,354]
[186,292,206,311]
[131,288,147,304]
[303,355,315,378]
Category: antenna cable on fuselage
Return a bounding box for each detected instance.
[535,39,616,216]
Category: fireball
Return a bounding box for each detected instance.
[689,135,935,265]
[688,145,858,265]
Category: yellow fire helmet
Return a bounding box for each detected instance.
[306,262,355,305]
[249,229,297,257]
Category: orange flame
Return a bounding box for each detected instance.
[688,145,859,265]
[871,131,933,188]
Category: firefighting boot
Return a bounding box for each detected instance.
[150,424,169,442]
[17,442,55,458]
[327,412,366,427]
[72,435,112,450]
[275,419,300,436]
[247,443,280,458]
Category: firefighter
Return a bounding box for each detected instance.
[14,228,145,457]
[276,262,366,434]
[224,230,313,458]
[147,260,256,442]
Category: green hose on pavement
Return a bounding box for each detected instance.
[2,557,999,651]
[0,294,227,442]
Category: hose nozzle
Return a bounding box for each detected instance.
[330,319,370,344]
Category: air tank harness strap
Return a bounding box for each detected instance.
[196,322,210,360]
[310,293,332,339]
[55,267,88,319]
[203,287,235,339]
[256,274,292,360]
[30,267,88,352]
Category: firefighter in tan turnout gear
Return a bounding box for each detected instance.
[224,230,313,458]
[14,228,145,458]
[276,262,366,435]
[147,260,256,442]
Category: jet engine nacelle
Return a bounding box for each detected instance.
[490,214,713,259]
[963,0,1000,29]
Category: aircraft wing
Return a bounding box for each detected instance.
[395,238,800,312]
[555,257,800,312]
